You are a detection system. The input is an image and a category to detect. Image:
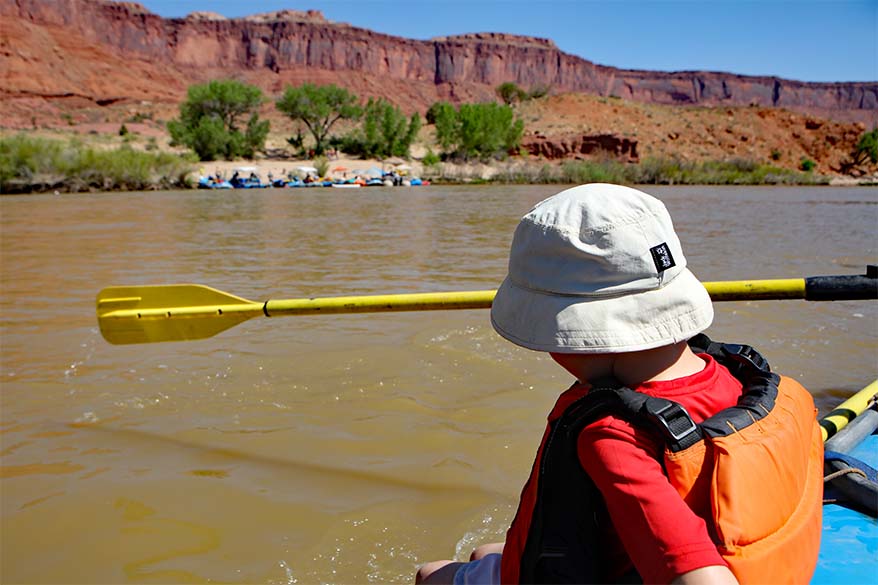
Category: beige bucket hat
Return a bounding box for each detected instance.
[490,184,714,353]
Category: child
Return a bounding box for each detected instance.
[417,184,822,584]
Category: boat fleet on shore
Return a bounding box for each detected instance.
[198,165,428,190]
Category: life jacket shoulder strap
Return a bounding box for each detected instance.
[579,385,703,452]
[577,334,778,452]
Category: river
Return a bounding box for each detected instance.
[1,185,876,583]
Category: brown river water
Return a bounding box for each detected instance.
[1,185,876,584]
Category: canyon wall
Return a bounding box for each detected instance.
[2,0,876,124]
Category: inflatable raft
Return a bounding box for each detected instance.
[813,381,878,584]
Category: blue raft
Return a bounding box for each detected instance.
[812,384,877,584]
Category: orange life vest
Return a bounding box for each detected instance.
[512,335,823,584]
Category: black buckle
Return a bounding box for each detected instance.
[649,401,699,443]
[721,343,770,373]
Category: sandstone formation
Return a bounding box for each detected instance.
[522,133,640,162]
[1,0,876,126]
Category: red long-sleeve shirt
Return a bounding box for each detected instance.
[501,354,744,584]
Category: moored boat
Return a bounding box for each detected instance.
[229,166,268,188]
[197,176,233,189]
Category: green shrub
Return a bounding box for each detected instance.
[168,79,269,161]
[496,82,550,104]
[0,134,192,193]
[422,149,440,167]
[431,102,460,152]
[853,129,878,165]
[527,84,551,100]
[432,102,524,160]
[313,156,330,177]
[799,158,816,172]
[497,82,527,105]
[342,98,421,158]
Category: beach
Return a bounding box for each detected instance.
[202,156,426,183]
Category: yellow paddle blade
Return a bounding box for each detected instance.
[97,284,264,345]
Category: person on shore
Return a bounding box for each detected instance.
[416,184,823,584]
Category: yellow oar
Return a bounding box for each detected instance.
[820,380,878,442]
[97,270,877,345]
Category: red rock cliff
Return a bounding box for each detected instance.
[2,0,876,124]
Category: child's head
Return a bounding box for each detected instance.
[490,184,713,355]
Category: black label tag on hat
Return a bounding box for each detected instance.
[650,243,676,273]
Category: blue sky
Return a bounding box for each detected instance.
[138,1,877,83]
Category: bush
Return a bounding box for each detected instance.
[168,79,269,161]
[799,158,816,172]
[342,98,421,158]
[429,102,459,152]
[407,155,829,186]
[497,82,527,105]
[422,149,440,167]
[432,102,524,160]
[313,156,330,177]
[0,134,193,193]
[852,129,878,166]
[496,82,550,104]
[425,102,448,125]
[527,84,551,100]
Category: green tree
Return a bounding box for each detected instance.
[426,101,452,125]
[167,80,269,161]
[341,99,421,158]
[433,102,524,160]
[839,128,878,175]
[430,101,460,152]
[853,129,878,165]
[276,83,362,155]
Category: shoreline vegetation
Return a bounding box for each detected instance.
[4,78,877,194]
[1,135,192,194]
[0,133,871,195]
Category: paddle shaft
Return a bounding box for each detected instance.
[820,380,878,442]
[181,274,878,318]
[100,277,878,322]
[96,270,878,344]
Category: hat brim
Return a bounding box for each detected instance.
[490,268,714,353]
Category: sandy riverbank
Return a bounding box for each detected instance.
[201,157,426,182]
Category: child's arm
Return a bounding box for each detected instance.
[672,565,739,585]
[580,423,727,583]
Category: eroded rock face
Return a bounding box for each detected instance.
[1,0,876,124]
[521,133,640,161]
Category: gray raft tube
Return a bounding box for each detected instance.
[824,405,878,517]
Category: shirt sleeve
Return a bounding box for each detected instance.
[579,421,727,584]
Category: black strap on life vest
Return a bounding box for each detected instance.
[518,334,777,584]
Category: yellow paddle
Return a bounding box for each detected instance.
[820,379,878,442]
[96,268,877,345]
